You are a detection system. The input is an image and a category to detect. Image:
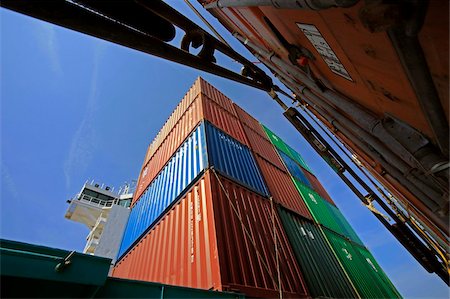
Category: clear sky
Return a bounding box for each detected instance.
[1,2,448,298]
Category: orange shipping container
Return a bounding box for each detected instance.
[255,155,312,220]
[145,78,202,164]
[134,95,203,202]
[142,77,238,169]
[233,103,287,169]
[113,171,309,298]
[133,94,248,204]
[199,79,237,115]
[234,104,268,139]
[201,94,248,146]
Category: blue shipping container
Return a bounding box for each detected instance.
[277,149,312,189]
[285,143,313,174]
[118,124,208,258]
[118,121,268,259]
[205,122,268,197]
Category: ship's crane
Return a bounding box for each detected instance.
[2,0,448,283]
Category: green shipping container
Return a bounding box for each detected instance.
[322,229,402,299]
[278,207,358,298]
[293,178,365,246]
[354,245,402,298]
[292,178,344,234]
[262,125,313,173]
[327,201,365,246]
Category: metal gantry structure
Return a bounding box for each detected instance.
[1,0,448,283]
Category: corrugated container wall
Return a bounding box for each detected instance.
[277,149,312,189]
[205,123,267,196]
[255,155,312,220]
[277,206,357,298]
[327,203,364,246]
[293,178,364,246]
[114,175,222,290]
[353,245,402,298]
[135,95,203,201]
[144,78,202,168]
[201,94,248,146]
[134,88,248,203]
[323,228,401,298]
[199,79,236,115]
[262,125,312,173]
[119,77,399,299]
[119,121,268,258]
[293,178,344,233]
[114,172,309,299]
[233,104,266,137]
[118,123,208,257]
[233,105,285,170]
[303,170,335,205]
[209,173,308,298]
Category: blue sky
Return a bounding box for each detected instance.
[1,2,448,298]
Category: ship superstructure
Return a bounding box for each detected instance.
[65,181,134,263]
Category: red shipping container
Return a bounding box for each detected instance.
[133,93,249,205]
[201,94,248,146]
[209,173,309,298]
[242,124,285,170]
[145,78,202,164]
[113,171,309,298]
[199,78,237,116]
[255,155,312,220]
[234,103,268,139]
[303,170,336,206]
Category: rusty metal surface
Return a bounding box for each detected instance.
[201,2,449,271]
[418,0,449,120]
[254,155,312,220]
[257,4,440,137]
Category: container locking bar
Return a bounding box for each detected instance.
[282,105,449,284]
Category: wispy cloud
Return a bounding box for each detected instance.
[63,45,104,188]
[34,22,61,75]
[1,162,19,201]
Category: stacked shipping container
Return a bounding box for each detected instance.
[113,78,308,298]
[113,78,400,299]
[260,125,401,298]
